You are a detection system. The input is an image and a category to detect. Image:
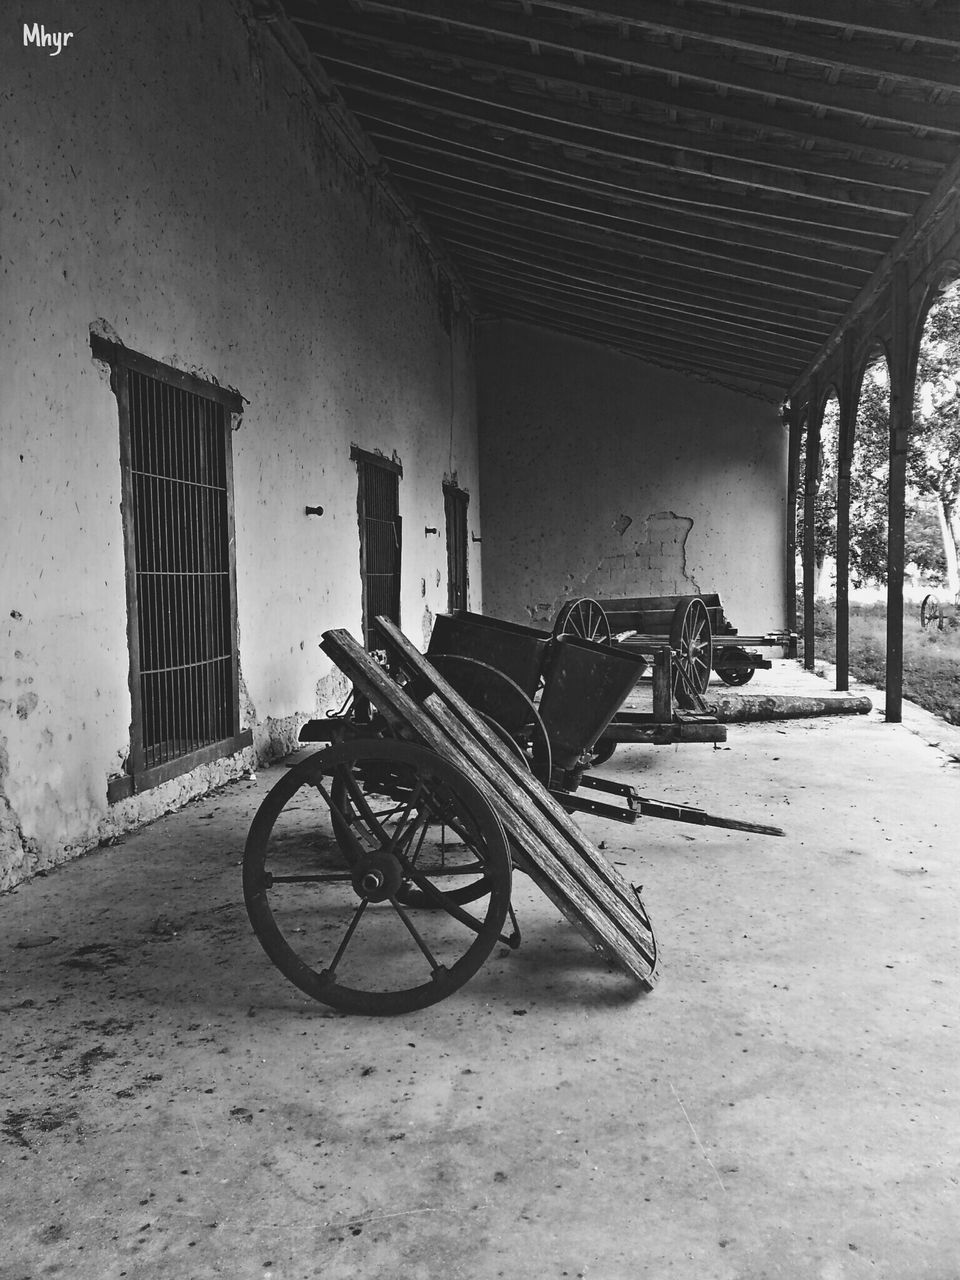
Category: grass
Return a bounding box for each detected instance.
[804,599,960,725]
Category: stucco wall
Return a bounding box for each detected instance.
[0,2,481,887]
[477,322,787,632]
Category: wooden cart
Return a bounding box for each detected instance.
[243,618,783,1016]
[555,594,797,688]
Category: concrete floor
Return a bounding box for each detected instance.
[2,662,958,1280]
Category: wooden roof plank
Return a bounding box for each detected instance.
[299,6,960,133]
[323,61,933,213]
[354,0,960,91]
[366,123,886,271]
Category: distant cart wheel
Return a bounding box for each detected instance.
[669,596,713,706]
[244,740,512,1015]
[714,646,755,686]
[587,736,617,767]
[920,594,943,630]
[553,598,612,645]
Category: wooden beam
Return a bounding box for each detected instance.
[885,262,913,722]
[801,382,823,669]
[834,332,859,691]
[394,166,866,300]
[413,198,847,326]
[363,113,901,250]
[479,293,795,392]
[324,64,931,214]
[359,0,960,92]
[688,0,960,47]
[461,257,816,364]
[784,400,803,640]
[303,9,960,134]
[440,231,831,346]
[365,123,887,272]
[357,98,908,239]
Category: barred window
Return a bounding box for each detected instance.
[351,446,403,649]
[443,482,469,612]
[92,337,251,799]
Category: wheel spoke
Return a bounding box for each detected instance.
[243,740,512,1015]
[324,898,370,979]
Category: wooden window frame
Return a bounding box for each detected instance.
[351,445,403,649]
[443,481,470,613]
[92,336,251,801]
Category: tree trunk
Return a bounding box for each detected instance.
[937,496,960,596]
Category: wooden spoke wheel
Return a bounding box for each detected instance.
[553,598,612,645]
[714,645,755,686]
[920,594,943,631]
[243,740,512,1015]
[669,596,713,706]
[425,654,553,786]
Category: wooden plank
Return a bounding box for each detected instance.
[321,628,659,986]
[370,621,661,966]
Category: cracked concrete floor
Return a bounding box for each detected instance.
[1,662,958,1280]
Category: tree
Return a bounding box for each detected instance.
[910,283,960,595]
[803,280,960,593]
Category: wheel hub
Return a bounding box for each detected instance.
[352,851,404,902]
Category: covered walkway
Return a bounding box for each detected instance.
[3,662,958,1279]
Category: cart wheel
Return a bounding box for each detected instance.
[670,596,713,706]
[920,594,942,630]
[328,731,506,909]
[714,646,755,686]
[588,736,617,767]
[553,598,612,645]
[243,740,512,1015]
[425,654,553,787]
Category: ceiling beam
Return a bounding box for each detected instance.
[424,217,837,338]
[324,63,928,214]
[352,0,960,92]
[682,0,960,46]
[298,7,960,132]
[456,254,820,362]
[358,112,898,248]
[364,122,885,271]
[481,292,795,392]
[391,165,869,299]
[414,197,845,326]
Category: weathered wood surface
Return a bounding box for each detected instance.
[320,626,659,988]
[702,692,873,721]
[372,620,659,982]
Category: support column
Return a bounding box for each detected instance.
[885,261,916,723]
[784,399,802,644]
[801,380,822,670]
[835,334,858,691]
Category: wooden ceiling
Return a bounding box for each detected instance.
[276,0,960,400]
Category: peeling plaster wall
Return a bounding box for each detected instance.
[478,321,786,631]
[0,1,481,888]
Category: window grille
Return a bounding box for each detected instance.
[92,337,250,798]
[444,483,469,612]
[352,446,402,649]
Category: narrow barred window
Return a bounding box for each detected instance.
[92,337,250,798]
[443,483,469,612]
[352,446,403,649]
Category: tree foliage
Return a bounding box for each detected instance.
[804,280,960,591]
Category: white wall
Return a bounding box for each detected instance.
[0,1,481,887]
[477,322,787,632]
